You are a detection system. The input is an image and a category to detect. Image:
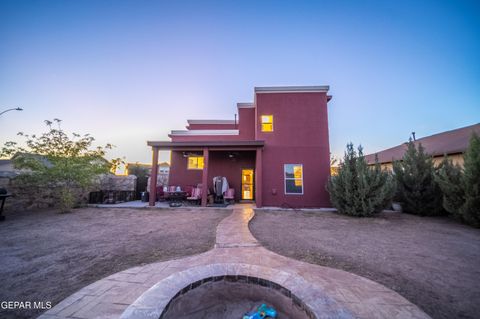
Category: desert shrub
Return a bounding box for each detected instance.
[393,140,444,216]
[438,133,480,227]
[327,143,395,217]
[1,119,117,212]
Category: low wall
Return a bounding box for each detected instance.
[0,173,137,212]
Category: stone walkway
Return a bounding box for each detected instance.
[39,205,430,319]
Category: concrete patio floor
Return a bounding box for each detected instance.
[39,205,430,319]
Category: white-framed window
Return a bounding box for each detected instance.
[261,115,273,132]
[187,156,204,170]
[284,164,303,195]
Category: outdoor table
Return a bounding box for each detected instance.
[165,191,187,207]
[0,193,12,222]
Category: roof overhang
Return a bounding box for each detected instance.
[255,85,329,93]
[147,140,265,151]
[187,119,236,125]
[170,129,239,136]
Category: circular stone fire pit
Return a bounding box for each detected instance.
[120,263,354,319]
[160,275,314,318]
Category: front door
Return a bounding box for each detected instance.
[242,169,254,200]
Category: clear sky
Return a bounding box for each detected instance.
[1,0,479,164]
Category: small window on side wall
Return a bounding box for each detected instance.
[261,115,273,132]
[188,156,204,170]
[284,164,303,195]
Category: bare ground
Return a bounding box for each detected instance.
[0,207,229,319]
[250,210,480,319]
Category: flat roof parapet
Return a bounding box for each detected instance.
[187,120,236,125]
[255,85,329,93]
[237,102,254,108]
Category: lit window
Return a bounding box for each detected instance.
[261,115,273,132]
[284,164,303,194]
[188,156,204,170]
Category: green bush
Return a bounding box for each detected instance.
[461,133,480,227]
[327,143,395,217]
[393,140,444,216]
[438,133,480,227]
[436,157,464,219]
[1,119,115,212]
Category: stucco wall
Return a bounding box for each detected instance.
[238,107,256,140]
[169,150,255,201]
[168,151,203,189]
[255,92,331,207]
[207,151,255,201]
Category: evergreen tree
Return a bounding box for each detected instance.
[327,143,395,217]
[460,133,480,227]
[393,140,444,216]
[436,157,464,219]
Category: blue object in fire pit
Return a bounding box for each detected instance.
[242,304,277,319]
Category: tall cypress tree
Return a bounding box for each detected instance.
[460,133,480,227]
[393,140,444,216]
[436,157,464,219]
[327,143,395,217]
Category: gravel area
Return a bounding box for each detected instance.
[0,207,229,319]
[250,210,480,319]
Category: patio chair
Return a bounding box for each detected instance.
[186,187,202,205]
[224,188,235,204]
[185,185,194,197]
[156,185,165,201]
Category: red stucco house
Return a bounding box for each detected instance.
[147,86,332,208]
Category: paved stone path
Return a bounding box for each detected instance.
[39,205,430,319]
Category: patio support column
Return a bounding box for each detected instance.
[149,147,159,206]
[201,147,209,207]
[255,147,263,208]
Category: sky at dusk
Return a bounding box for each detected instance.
[1,0,479,164]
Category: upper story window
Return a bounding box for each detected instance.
[261,115,273,132]
[188,156,204,170]
[284,164,303,194]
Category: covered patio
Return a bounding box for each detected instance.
[147,141,265,207]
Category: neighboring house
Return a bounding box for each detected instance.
[147,85,332,208]
[365,123,480,170]
[157,162,170,186]
[128,162,170,183]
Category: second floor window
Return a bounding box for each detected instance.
[188,156,204,170]
[261,115,273,132]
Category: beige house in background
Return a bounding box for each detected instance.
[365,123,480,170]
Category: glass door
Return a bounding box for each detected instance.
[242,169,254,200]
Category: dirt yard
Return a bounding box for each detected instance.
[250,210,480,319]
[0,207,229,319]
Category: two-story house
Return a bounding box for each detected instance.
[147,86,332,208]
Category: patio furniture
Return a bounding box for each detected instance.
[164,186,177,200]
[213,176,229,204]
[165,186,186,205]
[186,187,202,205]
[0,189,11,222]
[156,185,165,202]
[224,188,235,204]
